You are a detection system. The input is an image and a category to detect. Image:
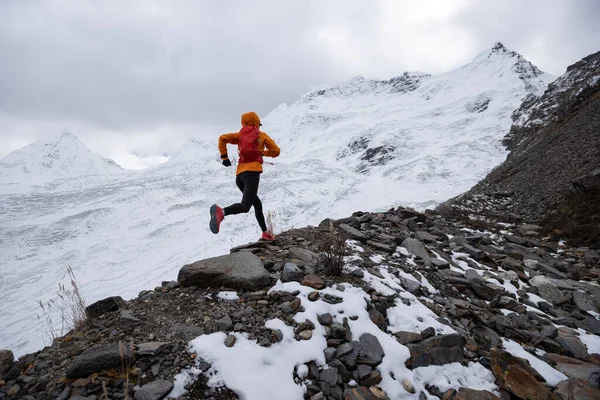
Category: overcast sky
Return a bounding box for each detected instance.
[1,0,599,169]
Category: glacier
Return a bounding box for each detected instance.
[0,43,555,356]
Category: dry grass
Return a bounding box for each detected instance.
[119,340,134,399]
[318,231,349,276]
[36,265,91,343]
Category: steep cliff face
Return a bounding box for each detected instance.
[441,51,600,248]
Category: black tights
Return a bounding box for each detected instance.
[223,171,268,232]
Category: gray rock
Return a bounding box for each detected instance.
[401,238,431,265]
[544,353,600,388]
[339,224,367,242]
[279,301,294,314]
[120,309,141,328]
[282,263,303,283]
[540,325,559,339]
[529,276,566,305]
[318,218,335,232]
[356,364,372,381]
[421,327,436,340]
[573,291,599,313]
[415,231,438,243]
[134,380,174,400]
[399,276,421,294]
[408,334,465,367]
[337,341,362,369]
[0,349,14,374]
[465,269,484,283]
[395,331,421,345]
[85,296,125,318]
[367,240,395,253]
[470,282,503,301]
[66,344,132,379]
[324,347,336,361]
[525,259,569,279]
[556,336,589,359]
[351,269,365,278]
[319,367,338,386]
[462,244,485,260]
[178,252,270,290]
[289,247,317,263]
[138,342,170,356]
[576,317,600,335]
[171,324,204,341]
[317,313,333,326]
[361,370,383,386]
[215,315,233,331]
[430,258,450,269]
[357,333,385,366]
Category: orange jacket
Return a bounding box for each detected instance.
[219,112,281,175]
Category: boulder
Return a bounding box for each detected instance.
[66,344,133,379]
[85,296,125,318]
[178,252,269,290]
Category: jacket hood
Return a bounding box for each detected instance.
[241,112,261,127]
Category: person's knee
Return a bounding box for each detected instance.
[241,202,252,213]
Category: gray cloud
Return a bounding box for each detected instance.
[0,0,599,168]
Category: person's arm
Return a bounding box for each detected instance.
[218,133,239,162]
[261,133,280,158]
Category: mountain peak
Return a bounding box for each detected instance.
[0,131,124,185]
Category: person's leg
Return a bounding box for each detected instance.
[223,172,257,215]
[253,195,268,232]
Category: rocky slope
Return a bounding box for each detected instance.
[440,50,600,249]
[1,207,599,400]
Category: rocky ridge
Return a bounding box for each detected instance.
[0,207,599,400]
[440,50,600,249]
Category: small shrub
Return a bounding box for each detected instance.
[37,266,91,343]
[318,231,348,276]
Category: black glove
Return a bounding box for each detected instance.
[222,159,231,167]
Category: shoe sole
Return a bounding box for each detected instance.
[209,204,220,234]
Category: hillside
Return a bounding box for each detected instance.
[0,208,598,399]
[440,51,600,249]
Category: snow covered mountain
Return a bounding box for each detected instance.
[0,43,556,356]
[263,42,553,212]
[0,131,123,186]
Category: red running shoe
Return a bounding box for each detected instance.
[209,204,224,234]
[261,231,276,241]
